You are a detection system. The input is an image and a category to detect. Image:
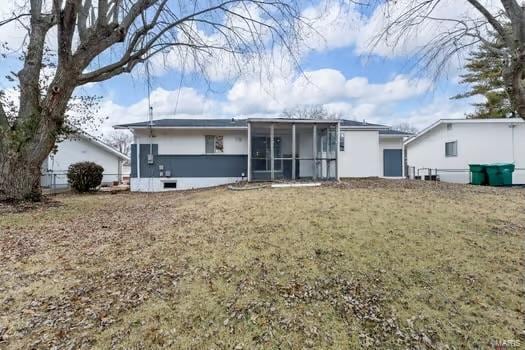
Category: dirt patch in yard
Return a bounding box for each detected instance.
[0,179,524,349]
[0,197,63,215]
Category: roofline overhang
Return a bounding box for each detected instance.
[113,125,248,130]
[341,125,390,130]
[75,133,130,161]
[379,133,412,138]
[247,118,340,124]
[115,125,395,132]
[404,117,524,146]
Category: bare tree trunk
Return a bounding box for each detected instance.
[0,107,68,202]
[0,148,45,201]
[512,71,525,118]
[503,53,525,118]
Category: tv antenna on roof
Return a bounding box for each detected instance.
[145,59,154,165]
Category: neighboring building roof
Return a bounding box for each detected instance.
[70,132,130,161]
[404,118,525,146]
[114,117,391,130]
[379,129,413,136]
[340,119,387,128]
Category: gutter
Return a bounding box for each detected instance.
[113,126,247,130]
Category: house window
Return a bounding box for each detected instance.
[340,132,345,151]
[205,135,224,154]
[445,141,457,157]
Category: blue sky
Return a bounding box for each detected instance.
[0,0,482,136]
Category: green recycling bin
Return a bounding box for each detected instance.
[500,163,515,186]
[485,163,515,186]
[469,164,487,185]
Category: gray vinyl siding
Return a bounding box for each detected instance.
[130,144,137,178]
[131,144,247,178]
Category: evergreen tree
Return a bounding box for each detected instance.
[453,32,515,119]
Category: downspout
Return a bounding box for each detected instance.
[312,124,317,180]
[270,123,275,181]
[402,138,406,178]
[118,158,122,183]
[292,123,296,180]
[336,122,340,181]
[247,122,252,181]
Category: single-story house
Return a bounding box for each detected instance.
[404,118,525,184]
[114,118,411,191]
[41,133,130,188]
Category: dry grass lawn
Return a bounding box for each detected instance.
[0,179,524,349]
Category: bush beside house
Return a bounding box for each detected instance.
[67,162,104,192]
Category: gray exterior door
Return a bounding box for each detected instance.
[383,149,402,177]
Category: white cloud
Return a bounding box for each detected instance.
[378,95,477,130]
[226,68,431,115]
[301,1,363,52]
[93,66,436,137]
[346,75,432,103]
[97,87,222,135]
[354,0,501,59]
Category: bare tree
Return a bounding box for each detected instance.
[392,122,418,134]
[104,130,133,155]
[0,0,304,201]
[372,0,525,119]
[281,104,339,119]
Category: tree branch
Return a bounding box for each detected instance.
[18,0,55,120]
[77,0,92,43]
[466,0,509,43]
[76,0,251,84]
[57,0,80,67]
[0,13,31,27]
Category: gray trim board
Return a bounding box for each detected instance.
[131,144,247,178]
[130,144,137,178]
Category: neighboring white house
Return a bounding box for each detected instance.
[41,133,130,188]
[405,118,525,184]
[114,118,411,192]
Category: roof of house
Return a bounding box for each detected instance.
[404,118,524,146]
[115,118,247,128]
[378,129,413,136]
[71,133,130,161]
[114,117,396,130]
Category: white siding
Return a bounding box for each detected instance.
[339,130,380,177]
[134,129,247,155]
[379,137,405,177]
[44,137,122,186]
[131,127,389,183]
[131,177,242,191]
[406,122,525,184]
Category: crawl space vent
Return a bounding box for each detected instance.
[163,182,177,189]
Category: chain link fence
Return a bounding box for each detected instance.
[406,166,525,185]
[41,171,129,194]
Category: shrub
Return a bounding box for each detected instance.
[67,162,104,193]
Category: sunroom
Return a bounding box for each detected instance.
[247,119,340,181]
